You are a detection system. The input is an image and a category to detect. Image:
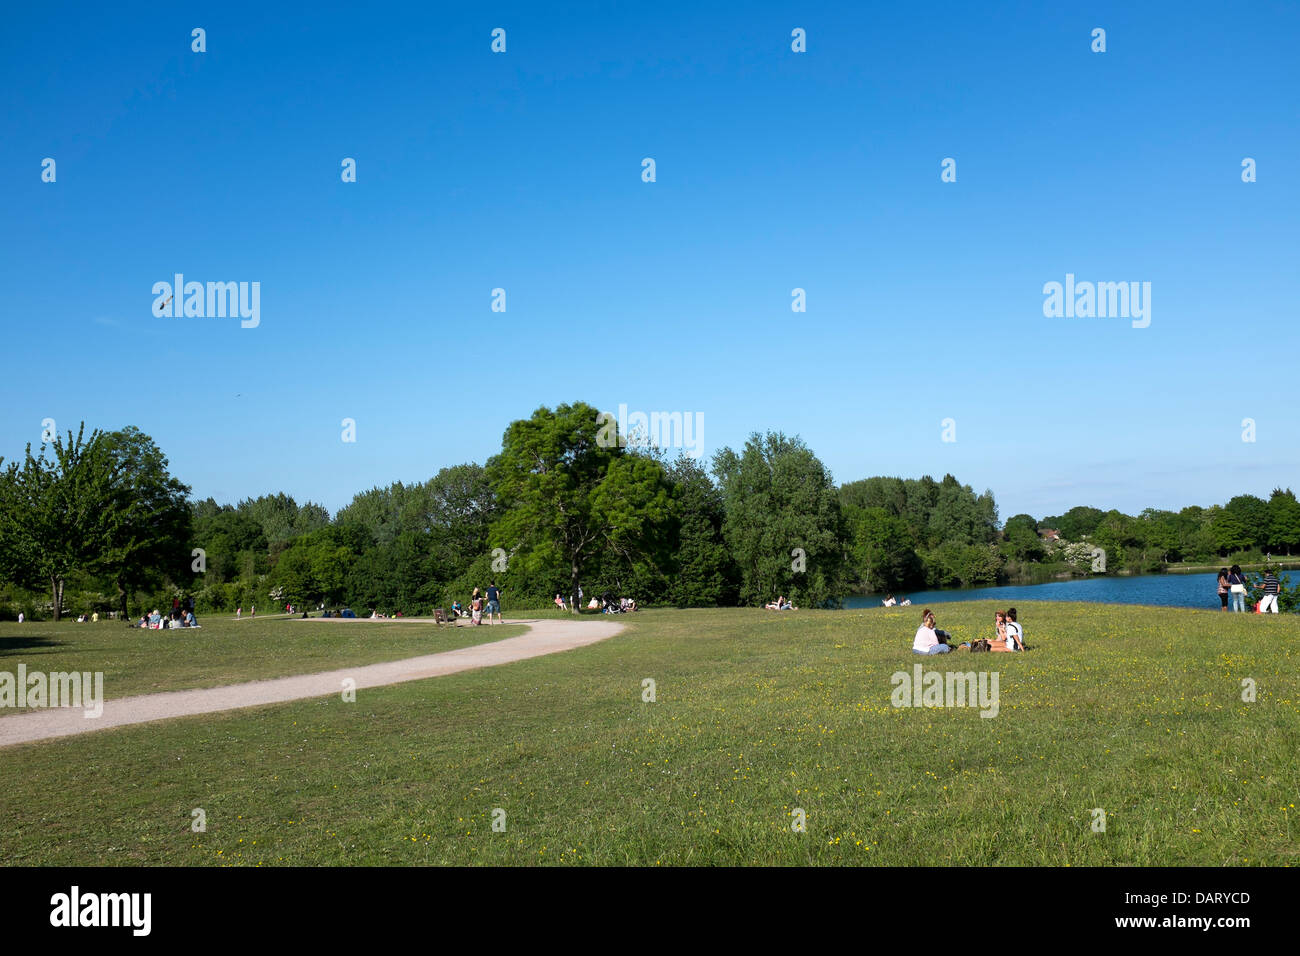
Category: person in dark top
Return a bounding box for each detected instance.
[1227,565,1249,613]
[1260,570,1281,614]
[486,583,503,624]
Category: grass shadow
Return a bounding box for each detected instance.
[0,637,69,656]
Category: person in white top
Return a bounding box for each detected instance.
[912,609,952,654]
[1005,607,1024,651]
[883,594,898,607]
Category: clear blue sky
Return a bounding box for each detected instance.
[2,1,1297,522]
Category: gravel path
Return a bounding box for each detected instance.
[0,617,625,749]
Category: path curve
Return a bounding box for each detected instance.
[0,618,625,749]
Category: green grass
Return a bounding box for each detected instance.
[0,602,1296,866]
[0,615,525,703]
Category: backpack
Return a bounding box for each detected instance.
[969,639,991,653]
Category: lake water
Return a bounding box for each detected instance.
[842,570,1296,611]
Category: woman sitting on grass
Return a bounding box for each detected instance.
[912,609,953,655]
[989,611,1012,652]
[1005,608,1024,651]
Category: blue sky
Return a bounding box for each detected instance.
[2,1,1297,521]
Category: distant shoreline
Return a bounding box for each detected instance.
[1162,560,1300,574]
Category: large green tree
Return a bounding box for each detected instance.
[191,503,268,583]
[1000,513,1044,562]
[847,506,921,591]
[95,427,193,616]
[663,454,737,607]
[486,402,672,610]
[0,426,119,620]
[1041,506,1105,542]
[1266,489,1300,555]
[713,431,846,607]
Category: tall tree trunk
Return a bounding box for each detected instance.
[117,576,129,618]
[50,575,63,622]
[571,561,580,614]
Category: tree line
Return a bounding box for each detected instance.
[1,402,1296,619]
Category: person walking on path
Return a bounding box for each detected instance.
[486,582,503,624]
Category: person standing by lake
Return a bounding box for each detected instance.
[1227,565,1249,612]
[1216,568,1230,611]
[1259,569,1281,614]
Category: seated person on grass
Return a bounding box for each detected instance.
[1005,608,1024,650]
[912,609,954,655]
[988,611,1014,652]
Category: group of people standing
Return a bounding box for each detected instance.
[1217,566,1282,613]
[460,583,503,625]
[912,607,1025,654]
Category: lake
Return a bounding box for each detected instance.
[842,570,1296,611]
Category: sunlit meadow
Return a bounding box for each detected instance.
[0,603,1295,865]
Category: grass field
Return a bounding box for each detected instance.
[0,615,525,704]
[0,602,1297,866]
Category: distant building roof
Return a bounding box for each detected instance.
[1038,528,1061,540]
